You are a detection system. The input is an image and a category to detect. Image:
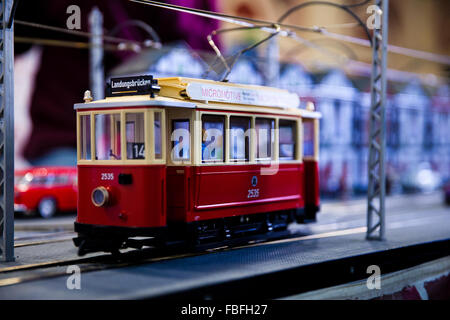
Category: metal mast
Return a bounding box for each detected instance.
[367,0,389,240]
[0,0,15,261]
[89,7,104,101]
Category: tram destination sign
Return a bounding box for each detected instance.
[186,82,300,108]
[107,75,160,97]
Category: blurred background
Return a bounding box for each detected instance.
[13,0,450,200]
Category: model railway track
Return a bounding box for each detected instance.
[0,229,304,288]
[0,247,216,288]
[6,205,447,288]
[14,232,76,248]
[0,250,199,287]
[14,237,73,248]
[1,223,375,280]
[3,229,450,297]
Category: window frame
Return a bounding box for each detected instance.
[196,111,302,166]
[78,114,92,160]
[302,118,319,161]
[229,115,251,163]
[201,114,226,164]
[278,118,299,162]
[91,110,126,163]
[77,108,166,165]
[125,112,146,161]
[255,117,275,162]
[171,118,191,163]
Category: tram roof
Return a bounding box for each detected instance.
[74,77,321,119]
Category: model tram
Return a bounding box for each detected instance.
[73,75,321,255]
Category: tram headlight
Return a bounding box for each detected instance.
[91,187,109,207]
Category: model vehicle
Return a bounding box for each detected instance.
[14,166,78,218]
[73,75,321,255]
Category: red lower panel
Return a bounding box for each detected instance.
[167,163,304,223]
[77,165,166,228]
[304,160,320,207]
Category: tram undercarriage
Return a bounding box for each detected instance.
[73,208,318,256]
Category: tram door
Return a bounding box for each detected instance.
[302,118,320,219]
[166,109,194,222]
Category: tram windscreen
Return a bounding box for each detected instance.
[95,114,121,160]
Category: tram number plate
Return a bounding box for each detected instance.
[101,173,114,181]
[247,188,259,199]
[131,143,145,159]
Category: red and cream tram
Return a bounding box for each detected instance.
[73,76,321,255]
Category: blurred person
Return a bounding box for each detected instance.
[14,0,220,168]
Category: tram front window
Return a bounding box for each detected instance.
[126,113,145,159]
[95,113,121,160]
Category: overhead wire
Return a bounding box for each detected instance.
[14,36,122,51]
[129,0,450,67]
[203,27,265,79]
[315,22,360,29]
[143,0,361,80]
[282,37,359,62]
[344,0,372,8]
[13,1,450,83]
[276,0,372,46]
[203,26,281,80]
[107,19,162,47]
[204,25,349,81]
[14,19,161,49]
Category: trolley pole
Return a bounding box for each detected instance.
[366,0,388,240]
[0,0,15,262]
[89,7,104,101]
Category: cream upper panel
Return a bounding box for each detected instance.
[74,95,321,120]
[75,77,321,118]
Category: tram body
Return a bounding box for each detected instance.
[73,76,321,254]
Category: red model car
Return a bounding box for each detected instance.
[14,167,78,218]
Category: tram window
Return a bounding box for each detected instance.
[229,116,250,162]
[154,112,162,159]
[256,118,274,160]
[279,120,296,160]
[202,115,225,163]
[171,119,190,161]
[95,113,121,160]
[80,115,91,160]
[126,113,145,160]
[303,120,315,157]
